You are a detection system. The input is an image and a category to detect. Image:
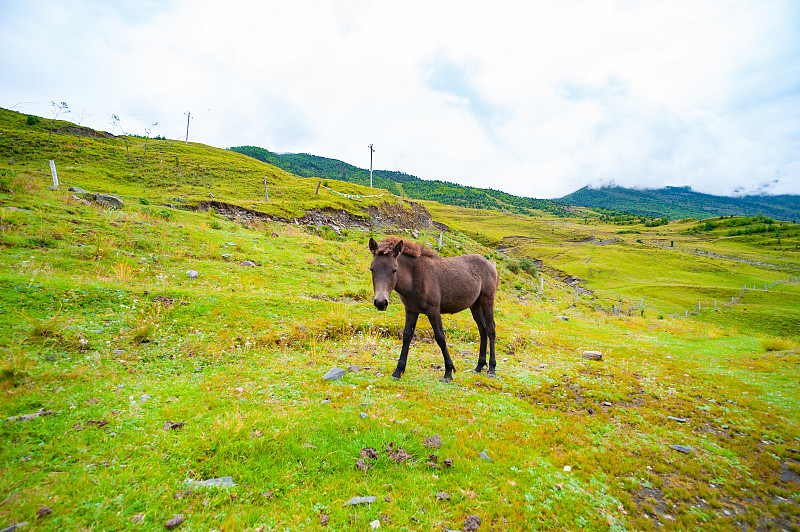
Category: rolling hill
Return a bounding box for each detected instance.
[228,146,570,217]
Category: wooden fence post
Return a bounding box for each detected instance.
[315,180,322,195]
[49,160,59,188]
[263,177,269,203]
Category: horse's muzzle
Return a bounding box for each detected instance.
[373,298,388,311]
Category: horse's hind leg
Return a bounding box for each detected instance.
[428,312,456,382]
[470,304,488,373]
[484,299,497,377]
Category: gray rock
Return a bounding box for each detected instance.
[68,186,88,193]
[221,254,233,259]
[164,514,184,530]
[94,194,124,209]
[139,394,152,403]
[240,260,256,267]
[187,270,199,279]
[555,315,569,321]
[322,367,346,381]
[478,451,493,462]
[343,496,377,507]
[0,521,30,531]
[464,514,482,531]
[669,444,695,454]
[360,412,369,419]
[47,186,59,191]
[581,351,602,361]
[111,349,126,355]
[208,193,214,198]
[174,197,187,203]
[348,364,361,373]
[187,476,235,487]
[667,416,687,423]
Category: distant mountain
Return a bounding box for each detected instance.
[228,146,569,216]
[557,185,800,222]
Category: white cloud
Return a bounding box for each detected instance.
[1,0,798,198]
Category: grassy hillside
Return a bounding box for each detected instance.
[1,108,799,531]
[229,146,571,217]
[558,185,800,221]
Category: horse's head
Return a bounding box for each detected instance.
[368,237,403,311]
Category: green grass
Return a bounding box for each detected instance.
[1,107,798,531]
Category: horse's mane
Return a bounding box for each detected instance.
[376,236,438,258]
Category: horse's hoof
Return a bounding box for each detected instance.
[487,371,496,378]
[472,367,484,374]
[443,376,453,383]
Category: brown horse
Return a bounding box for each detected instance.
[368,236,499,381]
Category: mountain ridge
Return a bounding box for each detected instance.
[229,145,800,222]
[557,185,800,221]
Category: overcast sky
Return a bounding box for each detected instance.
[2,1,799,198]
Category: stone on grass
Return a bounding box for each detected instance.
[322,367,346,381]
[36,506,52,518]
[669,445,695,454]
[187,476,235,487]
[343,496,377,507]
[436,491,450,500]
[667,416,687,423]
[464,514,482,531]
[581,351,602,361]
[478,451,492,462]
[164,514,184,529]
[360,412,369,419]
[555,315,569,321]
[186,270,199,279]
[370,519,381,529]
[240,260,256,267]
[95,194,124,209]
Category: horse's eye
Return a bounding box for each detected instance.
[392,269,397,274]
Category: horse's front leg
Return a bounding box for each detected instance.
[392,308,418,380]
[428,312,455,382]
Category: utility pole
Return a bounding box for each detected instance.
[184,111,191,146]
[368,143,375,188]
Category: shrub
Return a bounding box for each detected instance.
[26,115,40,126]
[505,257,521,274]
[139,197,151,205]
[519,257,538,276]
[0,169,18,193]
[761,337,798,352]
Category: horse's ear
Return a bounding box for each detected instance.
[392,240,404,257]
[368,237,378,254]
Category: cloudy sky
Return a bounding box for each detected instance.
[2,0,799,198]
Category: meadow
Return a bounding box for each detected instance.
[1,108,798,531]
